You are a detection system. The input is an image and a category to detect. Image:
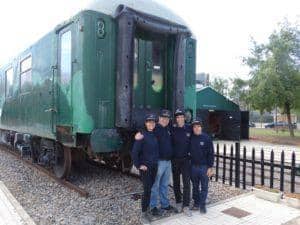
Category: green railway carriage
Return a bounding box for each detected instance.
[0,0,197,178]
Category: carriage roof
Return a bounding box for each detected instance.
[84,0,188,27]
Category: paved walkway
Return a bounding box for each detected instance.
[152,193,300,225]
[0,181,35,225]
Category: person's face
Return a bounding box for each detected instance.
[176,115,185,127]
[193,124,202,135]
[159,116,170,127]
[145,120,156,131]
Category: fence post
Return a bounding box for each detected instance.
[243,146,246,189]
[222,145,227,184]
[270,150,274,189]
[280,151,285,192]
[261,148,265,186]
[229,145,234,186]
[251,148,255,187]
[215,143,219,182]
[291,152,296,193]
[235,142,240,188]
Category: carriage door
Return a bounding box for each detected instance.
[133,37,166,125]
[57,27,73,127]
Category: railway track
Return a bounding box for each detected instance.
[0,144,89,198]
[86,158,140,178]
[5,143,279,201]
[0,144,144,200]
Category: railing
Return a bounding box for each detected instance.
[214,143,300,193]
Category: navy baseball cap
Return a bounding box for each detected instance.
[160,109,171,118]
[174,109,185,117]
[191,119,203,126]
[145,114,156,122]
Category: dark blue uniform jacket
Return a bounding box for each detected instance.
[190,132,214,168]
[172,124,192,159]
[154,124,173,160]
[131,130,159,169]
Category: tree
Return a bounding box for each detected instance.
[229,78,249,110]
[210,77,229,96]
[244,20,300,137]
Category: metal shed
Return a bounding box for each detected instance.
[196,87,249,141]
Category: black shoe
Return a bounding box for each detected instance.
[151,207,162,216]
[161,205,179,213]
[200,205,207,214]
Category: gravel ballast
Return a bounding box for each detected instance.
[0,147,248,225]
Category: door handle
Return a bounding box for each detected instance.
[45,108,57,113]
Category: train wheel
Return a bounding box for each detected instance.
[53,144,72,179]
[30,138,40,164]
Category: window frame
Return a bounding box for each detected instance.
[19,54,33,94]
[59,29,72,85]
[5,67,14,98]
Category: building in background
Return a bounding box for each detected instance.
[196,86,249,141]
[196,73,210,90]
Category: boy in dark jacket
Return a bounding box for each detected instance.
[132,114,159,223]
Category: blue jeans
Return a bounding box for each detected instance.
[191,165,209,207]
[150,160,171,209]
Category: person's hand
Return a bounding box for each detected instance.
[139,165,148,171]
[207,168,213,177]
[135,132,144,140]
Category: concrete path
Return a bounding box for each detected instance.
[152,193,300,225]
[0,181,35,225]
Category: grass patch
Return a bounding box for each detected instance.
[250,128,300,146]
[250,128,300,137]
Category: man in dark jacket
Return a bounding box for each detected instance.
[171,109,192,216]
[190,119,214,214]
[131,114,159,223]
[149,110,176,215]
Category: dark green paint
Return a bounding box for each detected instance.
[0,9,197,153]
[184,38,197,118]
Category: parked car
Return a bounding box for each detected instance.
[249,122,256,128]
[265,122,297,129]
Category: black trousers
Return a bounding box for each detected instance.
[172,158,191,207]
[140,165,158,212]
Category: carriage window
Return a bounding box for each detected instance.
[20,56,32,93]
[60,31,72,84]
[5,68,13,97]
[151,41,164,92]
[133,38,138,89]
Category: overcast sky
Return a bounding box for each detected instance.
[0,0,299,80]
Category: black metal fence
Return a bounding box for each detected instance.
[214,142,300,193]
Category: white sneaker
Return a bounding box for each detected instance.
[182,207,192,217]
